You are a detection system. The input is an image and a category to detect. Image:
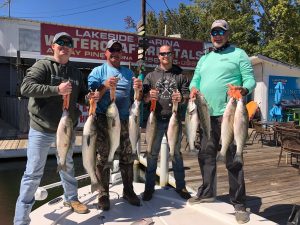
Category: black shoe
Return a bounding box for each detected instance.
[176,188,191,200]
[98,195,110,211]
[187,196,215,205]
[123,190,141,206]
[142,190,154,201]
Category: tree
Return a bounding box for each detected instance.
[124,0,300,66]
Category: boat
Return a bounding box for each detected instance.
[30,181,278,225]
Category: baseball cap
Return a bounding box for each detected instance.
[106,39,122,49]
[211,19,229,31]
[52,32,73,44]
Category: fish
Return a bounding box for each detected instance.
[217,97,236,163]
[167,101,179,161]
[185,99,200,152]
[105,88,121,170]
[233,98,249,164]
[195,92,211,140]
[82,98,99,193]
[129,88,141,158]
[56,109,73,172]
[145,99,157,155]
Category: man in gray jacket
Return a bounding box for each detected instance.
[14,32,99,225]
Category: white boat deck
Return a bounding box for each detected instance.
[30,183,278,225]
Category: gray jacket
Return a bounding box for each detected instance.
[20,57,88,133]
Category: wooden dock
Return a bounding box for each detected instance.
[0,127,299,224]
[138,132,300,225]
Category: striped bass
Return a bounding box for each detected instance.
[56,109,73,172]
[146,100,157,155]
[217,97,236,162]
[195,92,211,140]
[233,98,249,164]
[185,99,199,152]
[167,101,179,161]
[129,88,141,157]
[82,98,99,192]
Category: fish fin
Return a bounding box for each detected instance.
[87,135,91,146]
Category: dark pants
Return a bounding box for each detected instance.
[196,116,246,210]
[95,114,134,197]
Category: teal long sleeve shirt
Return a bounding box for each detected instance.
[189,46,256,116]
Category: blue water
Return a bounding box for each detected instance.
[0,155,89,225]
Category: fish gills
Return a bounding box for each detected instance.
[217,98,236,163]
[167,102,179,161]
[82,114,99,192]
[185,100,200,152]
[129,99,141,156]
[56,109,73,172]
[195,93,211,140]
[233,98,249,164]
[105,102,121,170]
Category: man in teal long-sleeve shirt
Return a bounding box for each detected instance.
[188,20,256,224]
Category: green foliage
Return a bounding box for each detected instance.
[124,0,300,66]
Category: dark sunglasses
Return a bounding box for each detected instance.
[55,39,73,48]
[211,29,226,37]
[159,52,172,57]
[108,48,122,53]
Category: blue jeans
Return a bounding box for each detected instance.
[145,119,186,191]
[14,127,78,225]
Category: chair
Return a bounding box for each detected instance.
[273,121,296,146]
[277,126,300,173]
[250,121,274,146]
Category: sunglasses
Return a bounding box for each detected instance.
[159,52,172,57]
[211,29,226,37]
[55,39,73,48]
[108,48,122,53]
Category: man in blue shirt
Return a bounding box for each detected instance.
[88,39,142,211]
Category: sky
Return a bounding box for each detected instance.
[0,0,193,32]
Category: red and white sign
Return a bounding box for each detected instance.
[41,23,204,69]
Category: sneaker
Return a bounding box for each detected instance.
[123,190,141,206]
[142,190,154,201]
[63,200,89,214]
[187,196,215,205]
[176,188,191,200]
[98,195,110,211]
[235,209,250,224]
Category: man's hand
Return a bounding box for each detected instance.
[172,90,182,103]
[133,77,143,90]
[189,87,199,100]
[58,81,72,96]
[149,89,159,100]
[229,85,249,96]
[87,90,100,103]
[104,76,119,89]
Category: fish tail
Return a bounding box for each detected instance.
[234,154,243,165]
[216,152,226,163]
[91,183,99,193]
[170,155,175,162]
[103,162,113,171]
[57,163,67,172]
[132,153,139,160]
